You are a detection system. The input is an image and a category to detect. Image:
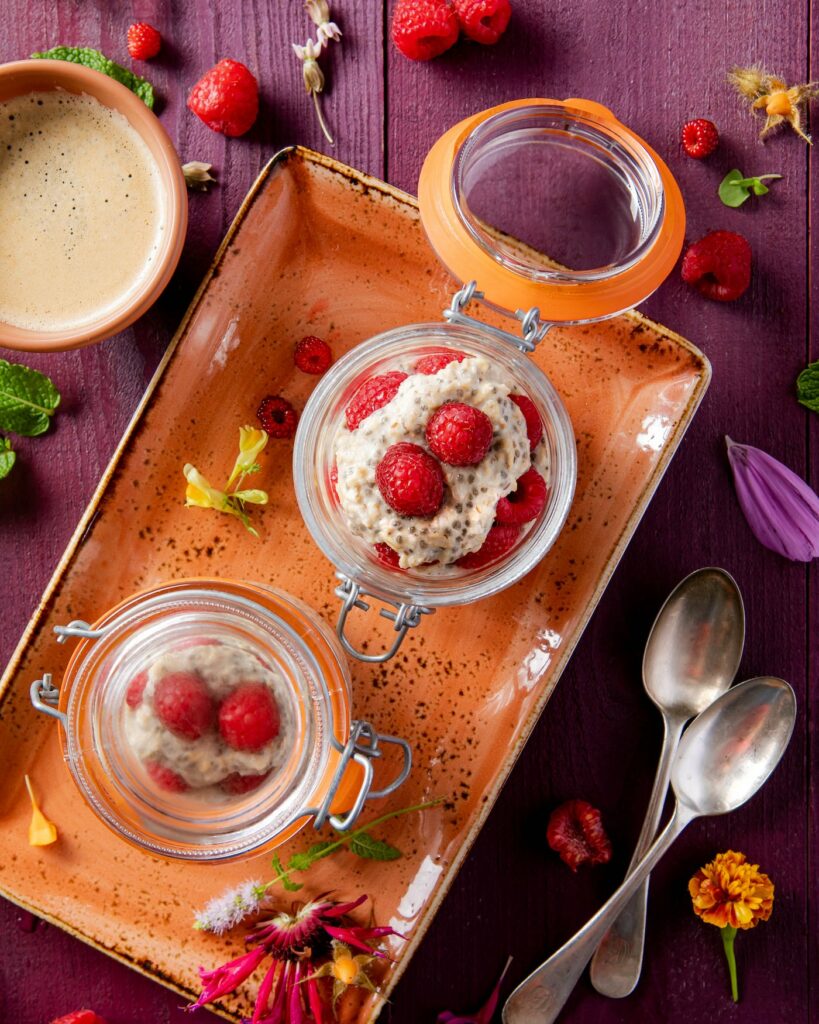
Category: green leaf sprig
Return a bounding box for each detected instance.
[796,360,819,414]
[0,359,61,480]
[718,169,782,208]
[32,46,156,109]
[269,798,441,893]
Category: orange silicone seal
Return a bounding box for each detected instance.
[418,98,686,323]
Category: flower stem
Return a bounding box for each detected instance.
[721,925,739,1002]
[312,90,334,145]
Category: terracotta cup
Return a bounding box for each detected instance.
[0,59,188,352]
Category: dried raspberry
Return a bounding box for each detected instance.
[426,402,494,466]
[509,393,543,450]
[220,771,270,795]
[258,395,298,439]
[50,1013,109,1024]
[127,22,161,60]
[145,760,188,793]
[414,350,468,375]
[452,0,512,44]
[495,468,548,525]
[681,118,719,159]
[374,542,403,568]
[345,372,408,430]
[187,59,259,137]
[681,230,752,302]
[219,683,281,752]
[391,0,459,61]
[153,672,215,741]
[547,799,613,872]
[455,523,520,568]
[376,442,445,517]
[294,335,333,375]
[125,670,148,709]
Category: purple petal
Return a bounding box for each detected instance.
[437,957,512,1024]
[306,977,327,1023]
[323,924,396,958]
[251,960,280,1024]
[317,894,368,918]
[190,946,268,1009]
[726,437,819,561]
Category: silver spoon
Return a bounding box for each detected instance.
[589,567,745,997]
[502,676,796,1024]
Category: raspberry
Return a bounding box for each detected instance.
[391,0,459,61]
[495,467,548,525]
[455,523,520,568]
[127,22,161,60]
[452,0,512,44]
[153,671,215,740]
[125,670,148,709]
[547,799,613,872]
[681,230,752,302]
[681,118,719,159]
[414,350,468,374]
[258,395,298,438]
[294,335,332,375]
[426,402,493,466]
[220,771,270,795]
[50,1014,108,1024]
[374,542,402,568]
[219,683,281,752]
[345,372,408,430]
[187,59,259,137]
[146,760,188,793]
[376,442,445,517]
[509,393,543,450]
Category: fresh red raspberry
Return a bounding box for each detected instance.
[681,230,752,302]
[495,467,548,524]
[219,683,281,752]
[127,22,161,60]
[374,542,403,568]
[345,372,408,430]
[547,799,613,872]
[426,402,494,466]
[509,393,543,450]
[145,760,189,793]
[452,0,512,44]
[414,350,468,375]
[681,118,719,159]
[187,59,259,137]
[220,771,270,795]
[257,395,298,438]
[125,670,148,709]
[455,523,520,568]
[376,442,445,517]
[294,335,333,375]
[153,672,215,740]
[391,0,459,61]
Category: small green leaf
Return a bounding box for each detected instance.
[0,359,61,436]
[718,169,751,208]
[287,840,336,872]
[272,853,302,891]
[32,47,155,108]
[751,180,769,195]
[349,832,402,861]
[796,360,819,414]
[0,437,16,480]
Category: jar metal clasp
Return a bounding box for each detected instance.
[443,280,551,353]
[334,574,433,663]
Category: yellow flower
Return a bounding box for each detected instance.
[688,849,773,930]
[304,940,377,1009]
[183,463,228,511]
[227,426,269,488]
[728,65,819,144]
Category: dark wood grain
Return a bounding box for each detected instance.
[0,1,815,1022]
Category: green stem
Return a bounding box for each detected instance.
[721,925,739,1002]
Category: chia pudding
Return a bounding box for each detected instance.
[334,354,551,568]
[124,638,295,797]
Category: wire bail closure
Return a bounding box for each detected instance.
[443,280,550,353]
[334,574,434,663]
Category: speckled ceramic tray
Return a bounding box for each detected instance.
[0,147,709,1022]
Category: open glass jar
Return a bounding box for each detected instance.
[30,579,410,861]
[295,99,685,662]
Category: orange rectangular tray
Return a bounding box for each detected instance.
[0,148,709,1022]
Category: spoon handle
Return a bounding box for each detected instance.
[502,807,691,1024]
[589,713,686,998]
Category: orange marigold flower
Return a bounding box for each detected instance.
[688,850,774,930]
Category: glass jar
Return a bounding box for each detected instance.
[29,578,411,862]
[294,99,684,662]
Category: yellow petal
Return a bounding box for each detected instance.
[183,464,227,509]
[227,427,269,487]
[25,775,57,847]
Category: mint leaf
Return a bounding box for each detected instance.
[287,841,336,872]
[718,169,781,208]
[32,46,155,109]
[0,359,60,437]
[0,437,15,480]
[796,360,819,414]
[272,853,302,892]
[348,832,402,861]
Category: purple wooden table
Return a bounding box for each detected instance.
[1,2,816,1022]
